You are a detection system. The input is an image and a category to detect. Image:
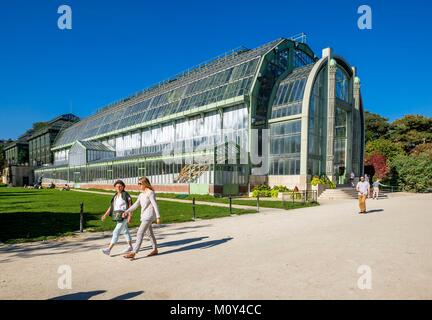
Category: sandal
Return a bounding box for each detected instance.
[123,252,136,260]
[147,249,158,257]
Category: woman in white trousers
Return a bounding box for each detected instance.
[123,177,161,260]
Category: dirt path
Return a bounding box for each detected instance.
[1,193,431,300]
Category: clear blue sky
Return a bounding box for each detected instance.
[1,0,431,139]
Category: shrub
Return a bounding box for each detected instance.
[272,185,290,192]
[310,176,321,186]
[270,189,279,198]
[310,175,336,189]
[252,184,272,197]
[252,184,291,198]
[390,154,432,192]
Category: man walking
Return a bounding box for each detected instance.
[356,176,370,214]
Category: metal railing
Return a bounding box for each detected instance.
[281,190,318,204]
[380,185,403,193]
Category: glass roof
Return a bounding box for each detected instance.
[270,64,315,119]
[54,39,285,148]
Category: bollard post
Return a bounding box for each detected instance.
[192,197,196,221]
[229,196,232,215]
[257,194,260,212]
[79,202,85,233]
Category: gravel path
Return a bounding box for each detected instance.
[1,193,431,300]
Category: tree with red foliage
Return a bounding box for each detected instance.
[365,152,389,180]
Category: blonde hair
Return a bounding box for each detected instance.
[138,176,154,191]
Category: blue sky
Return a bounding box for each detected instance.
[0,0,431,139]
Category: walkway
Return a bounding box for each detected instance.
[0,193,431,299]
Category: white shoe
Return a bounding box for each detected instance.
[122,246,133,254]
[101,248,111,256]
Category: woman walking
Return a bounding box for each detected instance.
[372,179,387,200]
[101,180,133,255]
[123,177,160,260]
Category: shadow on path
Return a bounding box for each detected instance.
[49,290,106,300]
[367,209,384,214]
[133,237,233,260]
[48,290,145,300]
[111,291,144,300]
[111,237,210,257]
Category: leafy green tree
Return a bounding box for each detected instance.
[0,145,5,170]
[32,122,48,132]
[388,115,432,152]
[410,143,432,159]
[364,111,390,143]
[365,138,405,160]
[390,154,432,192]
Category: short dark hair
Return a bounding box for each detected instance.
[114,180,126,188]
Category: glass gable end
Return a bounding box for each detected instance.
[270,64,314,119]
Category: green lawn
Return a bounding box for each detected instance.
[84,188,319,210]
[0,188,255,244]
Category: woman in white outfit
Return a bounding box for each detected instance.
[100,180,133,255]
[123,177,161,260]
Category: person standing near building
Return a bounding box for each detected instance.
[101,180,133,255]
[350,171,355,188]
[372,179,387,200]
[123,176,161,260]
[356,176,370,214]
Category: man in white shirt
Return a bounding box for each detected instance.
[356,176,370,214]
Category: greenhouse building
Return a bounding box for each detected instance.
[35,37,365,195]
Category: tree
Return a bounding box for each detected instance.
[365,138,405,160]
[364,111,390,143]
[388,115,432,153]
[390,154,432,192]
[0,145,5,171]
[32,122,48,132]
[365,152,389,180]
[410,143,432,159]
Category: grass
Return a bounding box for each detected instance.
[0,188,256,244]
[83,188,319,209]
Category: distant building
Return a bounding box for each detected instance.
[28,114,80,168]
[2,133,32,186]
[4,136,30,166]
[1,114,79,186]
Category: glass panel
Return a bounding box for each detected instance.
[336,67,350,102]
